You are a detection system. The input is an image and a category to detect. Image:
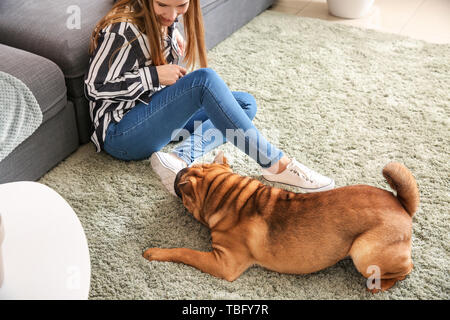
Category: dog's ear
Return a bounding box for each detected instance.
[213,150,228,166]
[178,179,195,201]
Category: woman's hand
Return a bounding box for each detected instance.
[156,64,187,86]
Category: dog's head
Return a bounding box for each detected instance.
[174,151,233,222]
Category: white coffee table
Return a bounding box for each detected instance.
[0,181,90,299]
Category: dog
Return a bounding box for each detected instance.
[143,151,419,292]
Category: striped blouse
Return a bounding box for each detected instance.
[84,19,182,152]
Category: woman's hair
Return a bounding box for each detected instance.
[88,0,207,71]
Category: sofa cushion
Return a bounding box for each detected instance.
[0,44,67,124]
[0,0,114,80]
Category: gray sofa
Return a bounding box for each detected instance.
[0,0,274,184]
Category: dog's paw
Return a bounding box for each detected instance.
[143,247,163,261]
[367,287,382,294]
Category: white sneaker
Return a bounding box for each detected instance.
[150,152,188,196]
[262,158,335,193]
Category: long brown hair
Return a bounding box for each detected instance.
[88,0,207,71]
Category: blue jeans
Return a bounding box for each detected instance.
[104,68,283,168]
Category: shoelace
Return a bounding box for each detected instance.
[288,160,315,183]
[161,153,187,172]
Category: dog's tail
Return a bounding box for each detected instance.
[382,162,419,217]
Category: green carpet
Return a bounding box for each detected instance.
[39,10,449,299]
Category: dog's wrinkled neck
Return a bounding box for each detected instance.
[202,173,266,229]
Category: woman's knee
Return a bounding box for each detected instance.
[190,70,258,120]
[192,68,218,82]
[188,68,221,97]
[196,67,217,76]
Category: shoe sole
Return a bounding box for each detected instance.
[262,175,335,193]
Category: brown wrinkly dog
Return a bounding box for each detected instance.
[143,152,419,292]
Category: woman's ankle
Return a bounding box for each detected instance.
[266,155,291,174]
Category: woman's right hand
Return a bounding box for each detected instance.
[156,64,187,86]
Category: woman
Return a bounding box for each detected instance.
[84,0,334,195]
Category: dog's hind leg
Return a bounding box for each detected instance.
[349,232,414,293]
[143,247,253,281]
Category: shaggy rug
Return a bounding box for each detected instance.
[39,10,449,299]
